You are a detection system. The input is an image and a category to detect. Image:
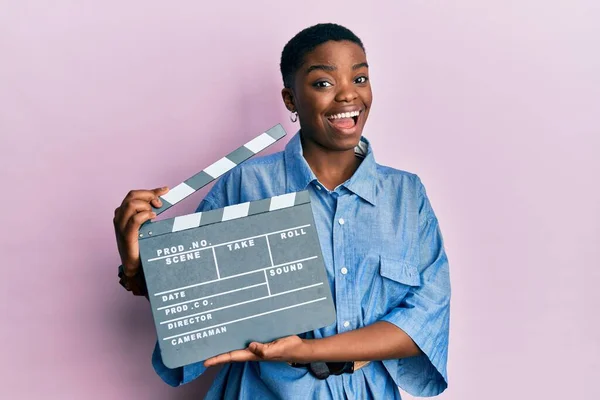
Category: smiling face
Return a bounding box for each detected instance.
[282,40,372,152]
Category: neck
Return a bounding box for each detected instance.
[300,134,362,191]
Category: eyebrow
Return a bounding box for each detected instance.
[305,62,369,74]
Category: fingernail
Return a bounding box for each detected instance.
[151,212,157,218]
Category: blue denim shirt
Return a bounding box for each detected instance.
[151,132,451,399]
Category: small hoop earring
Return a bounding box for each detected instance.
[289,111,298,123]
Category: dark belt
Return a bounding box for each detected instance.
[288,361,370,380]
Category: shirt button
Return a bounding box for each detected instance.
[340,267,348,275]
[315,184,322,190]
[338,218,345,225]
[343,321,350,328]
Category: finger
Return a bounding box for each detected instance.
[113,207,123,231]
[122,187,168,207]
[224,348,260,363]
[204,349,258,367]
[124,210,156,240]
[117,200,155,233]
[150,186,169,207]
[150,197,162,208]
[247,342,269,359]
[119,211,155,273]
[118,187,168,228]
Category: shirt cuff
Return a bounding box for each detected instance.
[151,341,206,386]
[380,307,449,397]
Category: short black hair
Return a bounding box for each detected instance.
[280,23,365,88]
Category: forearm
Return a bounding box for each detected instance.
[305,321,421,362]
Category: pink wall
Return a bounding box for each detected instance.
[1,1,598,399]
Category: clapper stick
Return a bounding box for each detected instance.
[151,124,287,216]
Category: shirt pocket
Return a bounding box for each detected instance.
[379,256,421,304]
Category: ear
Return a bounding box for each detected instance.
[281,88,296,112]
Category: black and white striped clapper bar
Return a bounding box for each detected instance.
[138,124,336,368]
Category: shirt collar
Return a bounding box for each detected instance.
[284,131,378,206]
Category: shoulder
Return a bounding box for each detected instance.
[375,163,424,191]
[234,150,285,170]
[222,150,285,184]
[376,163,419,180]
[374,162,437,219]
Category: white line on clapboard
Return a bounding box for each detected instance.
[163,297,328,341]
[212,247,220,279]
[156,282,267,311]
[263,270,271,295]
[265,236,275,267]
[153,255,319,296]
[160,282,324,325]
[264,236,274,296]
[147,224,312,262]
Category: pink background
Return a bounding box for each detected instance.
[1,1,598,399]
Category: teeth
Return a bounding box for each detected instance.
[328,110,360,119]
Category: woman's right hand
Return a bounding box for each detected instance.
[113,187,170,278]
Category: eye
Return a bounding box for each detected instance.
[355,76,369,84]
[313,81,332,88]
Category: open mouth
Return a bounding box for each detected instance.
[326,110,361,130]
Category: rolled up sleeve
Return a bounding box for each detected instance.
[380,180,451,397]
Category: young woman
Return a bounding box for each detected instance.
[114,23,451,399]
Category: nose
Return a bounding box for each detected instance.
[334,79,358,103]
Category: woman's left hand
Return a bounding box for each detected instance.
[203,335,312,367]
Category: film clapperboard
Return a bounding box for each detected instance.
[138,124,336,368]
